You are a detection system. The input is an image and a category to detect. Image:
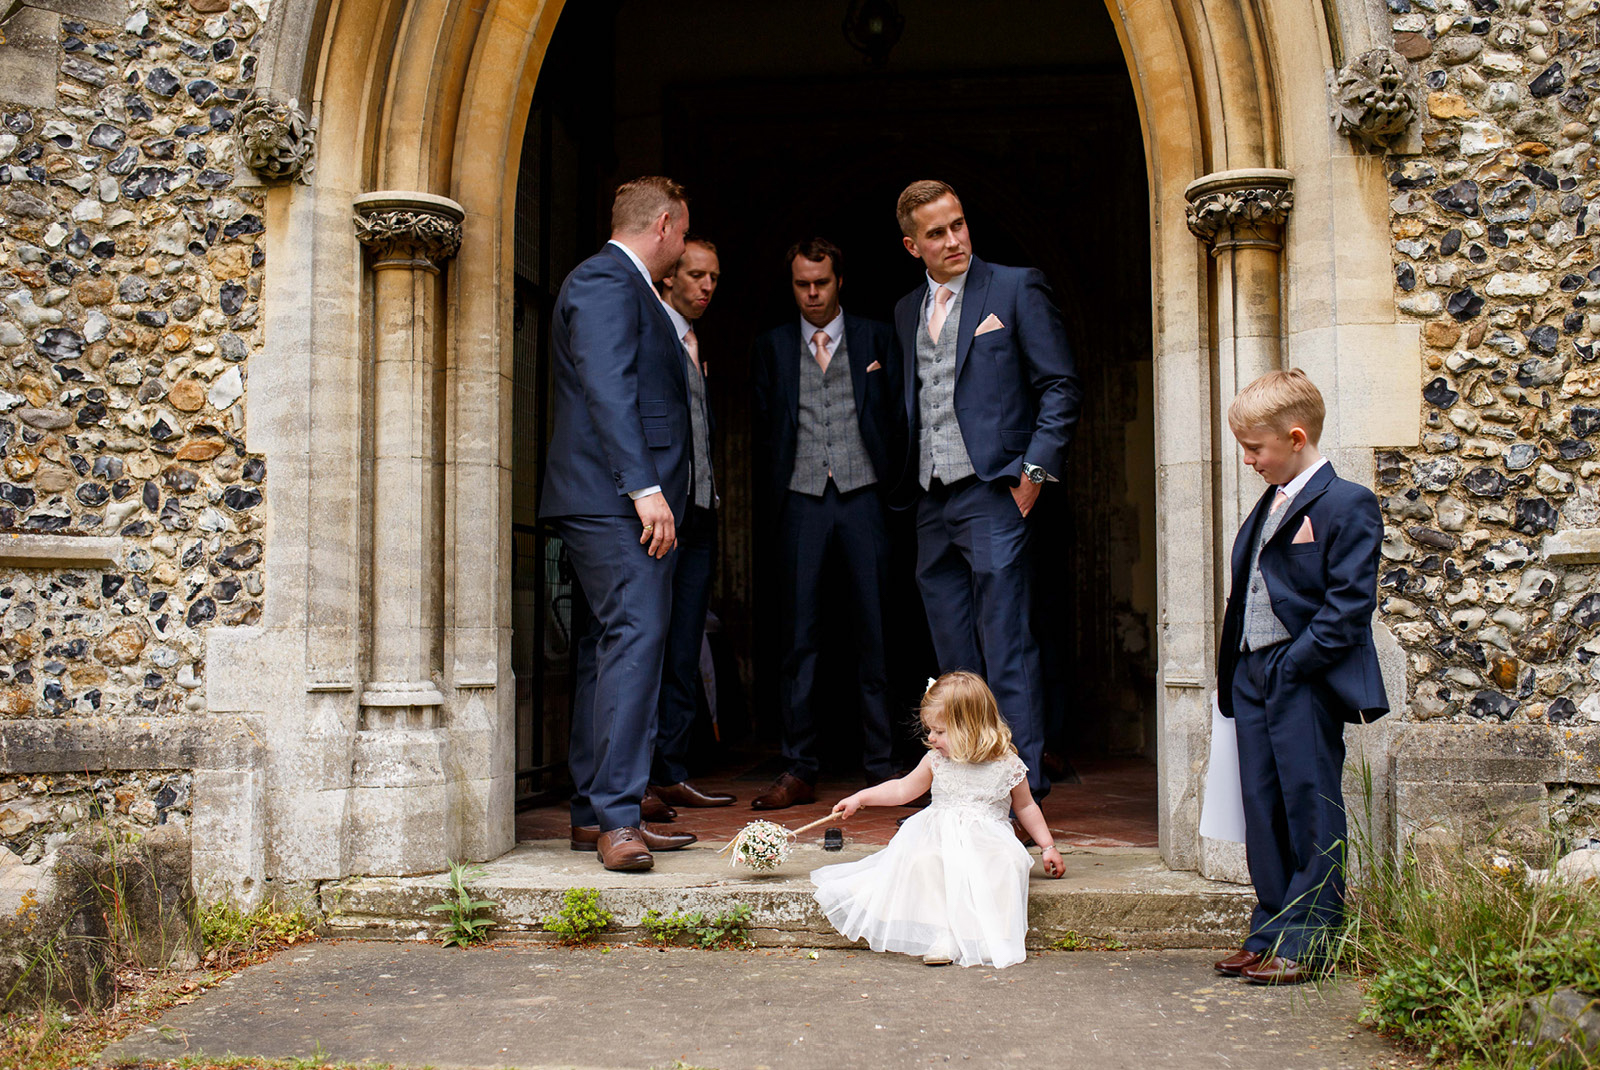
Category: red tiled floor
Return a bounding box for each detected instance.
[515,756,1158,850]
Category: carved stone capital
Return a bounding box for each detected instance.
[235,93,317,182]
[1330,48,1420,152]
[1184,169,1295,252]
[353,191,465,270]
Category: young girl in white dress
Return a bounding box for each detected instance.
[810,671,1064,968]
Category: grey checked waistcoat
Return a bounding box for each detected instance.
[1241,496,1292,651]
[789,330,875,496]
[916,287,975,489]
[685,351,715,509]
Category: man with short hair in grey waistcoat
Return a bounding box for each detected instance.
[749,238,905,810]
[891,180,1082,805]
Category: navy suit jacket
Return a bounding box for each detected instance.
[1217,464,1390,723]
[538,244,691,521]
[750,313,903,498]
[891,256,1082,504]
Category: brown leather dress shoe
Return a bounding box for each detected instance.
[596,827,653,871]
[1240,955,1314,985]
[570,823,697,852]
[651,781,736,807]
[750,772,816,811]
[641,788,677,823]
[1213,949,1264,976]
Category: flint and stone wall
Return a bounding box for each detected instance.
[1376,0,1600,849]
[0,0,268,892]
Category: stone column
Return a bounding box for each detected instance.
[347,191,463,874]
[1185,169,1294,548]
[1185,169,1292,883]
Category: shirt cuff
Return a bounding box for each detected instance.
[627,485,663,500]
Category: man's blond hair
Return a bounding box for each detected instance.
[896,179,958,237]
[920,670,1015,764]
[611,176,686,235]
[1228,368,1326,443]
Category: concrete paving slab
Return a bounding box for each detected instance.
[323,842,1255,950]
[102,942,1398,1070]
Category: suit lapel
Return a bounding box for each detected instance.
[843,314,871,417]
[1265,463,1337,551]
[1234,485,1276,582]
[953,257,990,382]
[896,292,919,427]
[781,325,802,427]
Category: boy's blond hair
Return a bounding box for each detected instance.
[920,671,1015,764]
[1227,368,1325,443]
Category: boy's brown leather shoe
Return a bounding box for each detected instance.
[651,781,736,807]
[1213,949,1263,976]
[571,823,696,852]
[1240,956,1314,985]
[750,773,815,810]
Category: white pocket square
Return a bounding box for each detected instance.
[974,314,1006,336]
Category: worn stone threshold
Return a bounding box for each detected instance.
[322,841,1253,950]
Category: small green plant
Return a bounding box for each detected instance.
[1102,937,1129,951]
[640,904,753,949]
[541,887,611,945]
[198,900,317,967]
[425,861,498,948]
[1050,930,1086,951]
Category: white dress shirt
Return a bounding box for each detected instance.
[1278,456,1328,505]
[803,309,845,360]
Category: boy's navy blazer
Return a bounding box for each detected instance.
[538,243,691,522]
[1217,463,1390,723]
[890,256,1082,504]
[749,314,903,493]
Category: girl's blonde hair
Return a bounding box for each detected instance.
[920,671,1015,763]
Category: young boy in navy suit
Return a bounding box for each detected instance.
[1213,370,1389,985]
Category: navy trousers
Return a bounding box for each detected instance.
[1232,645,1349,962]
[556,514,675,832]
[777,482,894,783]
[914,477,1048,798]
[653,505,716,786]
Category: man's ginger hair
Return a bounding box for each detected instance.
[1228,368,1326,444]
[896,179,958,237]
[920,670,1015,764]
[611,176,686,235]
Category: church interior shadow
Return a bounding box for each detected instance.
[509,0,1158,844]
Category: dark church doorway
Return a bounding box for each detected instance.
[510,0,1157,847]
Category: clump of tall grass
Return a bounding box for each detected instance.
[1337,776,1600,1067]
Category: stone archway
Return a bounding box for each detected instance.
[195,0,1419,894]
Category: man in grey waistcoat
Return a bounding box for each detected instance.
[646,236,739,815]
[890,180,1082,804]
[749,238,905,810]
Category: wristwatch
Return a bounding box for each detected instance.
[1022,463,1047,485]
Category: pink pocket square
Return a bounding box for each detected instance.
[865,360,882,373]
[1292,517,1315,544]
[974,313,1005,336]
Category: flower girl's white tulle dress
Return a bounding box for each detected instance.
[810,751,1034,969]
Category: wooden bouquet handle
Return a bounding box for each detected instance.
[788,811,844,837]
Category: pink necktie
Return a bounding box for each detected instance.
[812,330,831,372]
[1270,489,1288,515]
[928,285,954,343]
[683,326,699,372]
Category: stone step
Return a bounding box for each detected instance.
[322,842,1253,950]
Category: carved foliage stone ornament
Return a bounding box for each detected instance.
[1331,48,1420,152]
[235,94,317,182]
[1184,169,1295,251]
[353,192,466,270]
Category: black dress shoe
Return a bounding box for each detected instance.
[651,781,736,807]
[572,823,696,852]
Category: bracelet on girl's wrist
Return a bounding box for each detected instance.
[1040,844,1057,852]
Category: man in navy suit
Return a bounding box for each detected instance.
[539,176,698,872]
[891,180,1082,802]
[750,238,904,809]
[1213,369,1388,985]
